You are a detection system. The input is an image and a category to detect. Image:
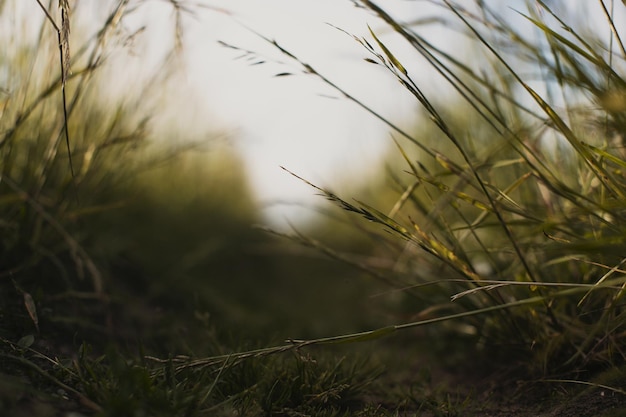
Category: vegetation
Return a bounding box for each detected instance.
[2,0,626,416]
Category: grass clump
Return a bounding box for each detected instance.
[247,0,626,381]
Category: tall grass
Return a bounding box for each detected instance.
[0,0,141,332]
[0,3,394,414]
[231,0,626,375]
[0,0,249,342]
[4,0,626,415]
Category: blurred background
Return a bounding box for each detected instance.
[1,0,624,351]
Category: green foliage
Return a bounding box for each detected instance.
[4,0,626,416]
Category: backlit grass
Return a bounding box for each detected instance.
[3,1,626,416]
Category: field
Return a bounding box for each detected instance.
[2,1,626,416]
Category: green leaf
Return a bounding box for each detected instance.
[327,326,397,344]
[17,334,35,348]
[368,25,408,76]
[23,292,39,333]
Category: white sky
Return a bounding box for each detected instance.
[9,1,624,227]
[155,0,444,227]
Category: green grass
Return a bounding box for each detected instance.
[2,0,626,416]
[248,0,626,398]
[0,2,416,415]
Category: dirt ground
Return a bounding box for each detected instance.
[463,379,626,417]
[371,338,626,417]
[441,366,626,417]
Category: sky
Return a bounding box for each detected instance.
[113,0,457,227]
[10,0,624,227]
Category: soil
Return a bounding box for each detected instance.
[368,337,626,417]
[461,376,626,417]
[434,363,626,417]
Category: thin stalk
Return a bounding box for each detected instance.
[35,0,74,178]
